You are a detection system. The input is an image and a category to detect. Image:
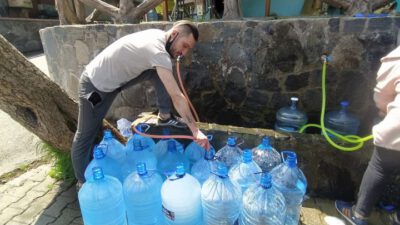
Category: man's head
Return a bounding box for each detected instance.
[166,20,199,59]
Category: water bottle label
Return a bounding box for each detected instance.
[162,205,175,221]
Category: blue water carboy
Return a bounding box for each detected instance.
[191,147,217,184]
[201,163,242,225]
[123,163,163,225]
[228,149,262,192]
[100,129,125,164]
[324,101,360,136]
[78,167,126,225]
[275,97,308,132]
[252,137,281,172]
[153,128,185,159]
[161,163,203,225]
[270,151,307,225]
[84,144,124,183]
[239,173,287,225]
[184,140,208,168]
[124,138,158,180]
[127,123,156,151]
[157,140,190,179]
[215,136,242,168]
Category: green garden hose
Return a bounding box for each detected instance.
[299,57,373,151]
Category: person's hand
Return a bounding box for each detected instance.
[193,129,210,150]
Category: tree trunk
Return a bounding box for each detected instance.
[321,0,393,15]
[0,35,78,152]
[0,35,125,152]
[223,0,242,20]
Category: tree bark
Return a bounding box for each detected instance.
[321,0,393,15]
[0,35,126,152]
[0,35,78,152]
[223,0,242,20]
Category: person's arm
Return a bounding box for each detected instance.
[156,66,210,150]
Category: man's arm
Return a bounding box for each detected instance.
[156,66,210,150]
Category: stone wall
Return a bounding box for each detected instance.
[40,18,400,132]
[0,17,58,53]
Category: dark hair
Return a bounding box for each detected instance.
[173,20,199,42]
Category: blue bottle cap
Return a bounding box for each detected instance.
[340,101,349,108]
[215,163,228,178]
[284,151,297,168]
[93,145,106,159]
[92,167,104,180]
[242,149,253,163]
[167,140,176,152]
[136,162,147,176]
[205,147,216,160]
[259,136,272,150]
[227,137,236,147]
[290,97,299,109]
[260,173,272,189]
[103,129,113,139]
[175,163,185,177]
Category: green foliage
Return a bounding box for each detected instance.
[39,142,75,184]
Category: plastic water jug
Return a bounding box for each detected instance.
[191,147,217,185]
[324,101,360,136]
[157,140,190,179]
[84,145,124,183]
[127,123,156,151]
[124,138,158,180]
[123,163,163,225]
[184,141,206,168]
[252,137,281,172]
[239,173,287,225]
[275,97,308,132]
[161,163,203,225]
[78,167,127,225]
[201,163,242,225]
[153,128,184,159]
[215,136,242,168]
[228,149,262,192]
[271,151,307,225]
[100,129,125,164]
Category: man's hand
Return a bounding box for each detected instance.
[193,129,210,150]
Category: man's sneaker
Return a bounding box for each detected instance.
[335,200,368,225]
[157,114,188,128]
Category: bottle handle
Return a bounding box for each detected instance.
[207,134,213,141]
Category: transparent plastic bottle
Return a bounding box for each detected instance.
[270,151,307,225]
[84,145,124,183]
[126,123,156,152]
[100,129,125,164]
[157,140,190,179]
[229,149,262,193]
[153,128,185,160]
[274,97,308,132]
[201,163,242,225]
[124,138,158,180]
[191,147,217,185]
[161,163,203,225]
[215,136,242,168]
[78,167,127,225]
[251,137,281,172]
[239,173,287,225]
[324,101,360,136]
[123,163,163,225]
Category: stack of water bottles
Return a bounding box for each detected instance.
[78,125,308,225]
